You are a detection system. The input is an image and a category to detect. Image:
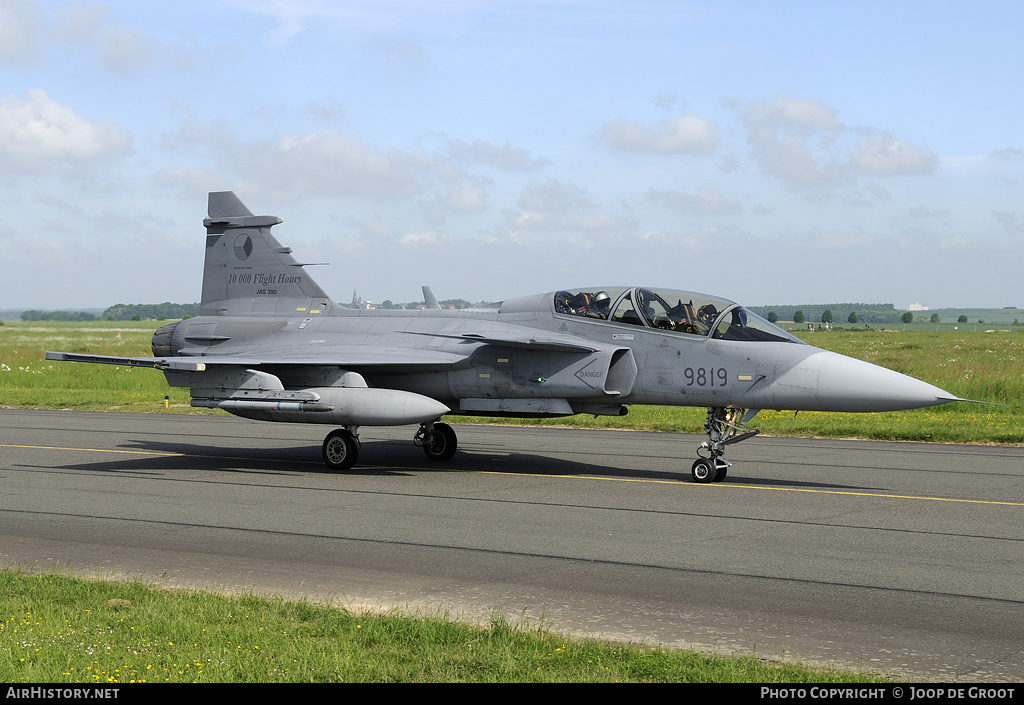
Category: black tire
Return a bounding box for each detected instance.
[691,458,718,483]
[713,461,728,482]
[323,429,358,471]
[422,422,457,461]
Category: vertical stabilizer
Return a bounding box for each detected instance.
[208,191,254,218]
[422,285,441,310]
[200,192,336,316]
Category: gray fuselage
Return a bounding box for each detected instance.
[153,287,952,422]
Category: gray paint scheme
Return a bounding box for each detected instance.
[47,192,965,479]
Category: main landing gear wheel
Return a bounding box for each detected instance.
[417,421,458,462]
[322,428,359,471]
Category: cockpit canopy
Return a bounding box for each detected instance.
[553,287,804,344]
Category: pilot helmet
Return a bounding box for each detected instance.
[697,303,718,322]
[593,291,610,307]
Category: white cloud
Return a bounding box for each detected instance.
[654,92,681,111]
[442,137,549,171]
[598,113,718,154]
[443,181,488,212]
[939,235,972,251]
[751,132,849,188]
[231,0,315,46]
[273,130,439,198]
[648,187,741,215]
[274,130,421,192]
[843,182,894,206]
[399,229,446,246]
[640,228,703,249]
[0,2,224,73]
[33,190,86,215]
[518,180,591,212]
[55,4,155,73]
[906,204,947,219]
[496,208,629,237]
[164,122,452,201]
[0,0,42,64]
[739,94,936,188]
[153,166,230,197]
[371,34,428,65]
[160,123,550,209]
[304,98,346,122]
[0,90,133,175]
[740,95,847,188]
[850,134,937,175]
[335,215,397,247]
[567,212,624,231]
[864,182,893,202]
[808,230,876,251]
[990,148,1024,161]
[232,0,405,47]
[992,210,1024,236]
[743,95,839,132]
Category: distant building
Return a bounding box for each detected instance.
[351,290,374,309]
[908,302,929,311]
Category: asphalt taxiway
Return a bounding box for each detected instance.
[2,409,1022,681]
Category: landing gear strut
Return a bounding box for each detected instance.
[322,426,360,471]
[692,407,760,483]
[414,420,458,462]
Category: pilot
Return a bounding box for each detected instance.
[554,291,575,315]
[587,291,611,319]
[697,304,718,324]
[570,291,593,316]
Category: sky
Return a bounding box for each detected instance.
[2,0,1022,311]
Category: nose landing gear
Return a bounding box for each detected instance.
[414,420,458,462]
[692,407,760,483]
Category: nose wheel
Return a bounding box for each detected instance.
[692,457,729,483]
[692,407,759,483]
[414,421,458,461]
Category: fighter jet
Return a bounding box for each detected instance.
[47,192,967,482]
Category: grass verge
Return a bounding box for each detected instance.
[0,569,887,683]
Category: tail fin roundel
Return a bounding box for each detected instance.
[200,192,334,316]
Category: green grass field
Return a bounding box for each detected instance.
[0,569,886,683]
[0,321,202,413]
[2,320,1022,443]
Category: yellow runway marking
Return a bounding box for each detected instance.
[718,482,1024,507]
[0,443,320,466]
[2,443,183,457]
[6,444,1020,507]
[482,471,1024,507]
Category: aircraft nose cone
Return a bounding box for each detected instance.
[816,351,956,412]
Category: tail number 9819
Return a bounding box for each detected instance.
[684,367,728,387]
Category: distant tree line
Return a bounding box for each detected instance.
[19,304,200,321]
[102,303,200,321]
[749,304,908,325]
[20,310,99,322]
[377,298,473,310]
